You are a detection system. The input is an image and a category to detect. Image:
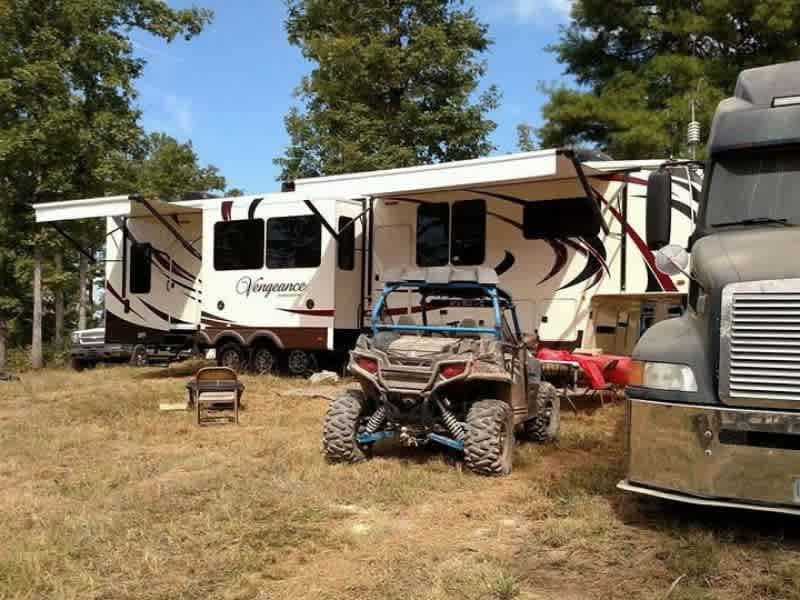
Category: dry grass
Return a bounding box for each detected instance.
[1,365,800,599]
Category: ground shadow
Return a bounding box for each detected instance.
[134,359,213,380]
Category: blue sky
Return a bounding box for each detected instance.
[133,0,574,194]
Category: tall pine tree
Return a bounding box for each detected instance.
[276,0,500,180]
[538,1,800,159]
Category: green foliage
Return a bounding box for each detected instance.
[107,132,226,199]
[516,123,536,152]
[0,1,213,357]
[276,0,500,180]
[538,1,800,158]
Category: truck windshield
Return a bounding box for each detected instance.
[706,148,800,227]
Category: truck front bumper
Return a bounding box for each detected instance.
[621,398,800,516]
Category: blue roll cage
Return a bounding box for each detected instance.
[370,281,522,341]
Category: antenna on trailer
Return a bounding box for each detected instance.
[687,97,701,160]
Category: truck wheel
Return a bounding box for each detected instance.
[464,400,514,476]
[323,389,368,463]
[130,345,148,368]
[71,358,85,372]
[522,382,561,443]
[251,347,275,375]
[217,343,244,372]
[287,349,317,376]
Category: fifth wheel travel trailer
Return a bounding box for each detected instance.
[33,148,700,373]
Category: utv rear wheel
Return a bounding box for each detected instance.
[323,390,368,463]
[522,382,561,443]
[217,343,244,372]
[464,400,514,476]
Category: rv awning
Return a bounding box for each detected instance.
[33,195,202,223]
[293,148,613,204]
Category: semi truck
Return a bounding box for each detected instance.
[620,60,800,515]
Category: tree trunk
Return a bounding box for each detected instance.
[54,251,64,346]
[31,249,43,369]
[0,321,6,371]
[78,254,88,330]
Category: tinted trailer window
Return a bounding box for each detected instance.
[214,219,265,271]
[267,215,322,269]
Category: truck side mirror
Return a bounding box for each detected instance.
[646,170,672,250]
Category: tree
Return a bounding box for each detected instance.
[276,0,500,180]
[108,132,226,199]
[0,1,213,368]
[516,123,536,152]
[537,1,800,159]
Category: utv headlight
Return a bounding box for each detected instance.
[630,361,698,392]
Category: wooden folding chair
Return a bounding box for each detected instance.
[189,367,244,426]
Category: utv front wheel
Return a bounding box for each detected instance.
[323,390,368,463]
[522,382,561,443]
[464,400,514,476]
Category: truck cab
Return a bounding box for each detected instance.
[620,61,800,515]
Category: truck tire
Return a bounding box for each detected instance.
[251,347,275,375]
[217,342,244,372]
[130,345,148,368]
[522,382,560,443]
[464,399,514,476]
[71,358,85,372]
[323,389,368,463]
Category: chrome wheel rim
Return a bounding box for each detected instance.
[287,350,308,374]
[253,349,274,374]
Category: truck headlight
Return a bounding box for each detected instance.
[630,361,698,392]
[71,332,80,344]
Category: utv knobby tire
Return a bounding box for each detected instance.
[523,382,560,443]
[464,400,514,476]
[323,389,368,463]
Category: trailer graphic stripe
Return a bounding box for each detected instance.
[248,197,263,220]
[595,191,677,292]
[105,282,144,319]
[221,200,233,222]
[278,308,335,317]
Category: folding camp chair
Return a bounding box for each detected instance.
[187,367,244,425]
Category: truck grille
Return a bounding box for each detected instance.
[721,280,800,405]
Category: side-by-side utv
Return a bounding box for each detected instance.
[323,267,559,476]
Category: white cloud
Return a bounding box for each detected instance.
[484,0,573,24]
[164,93,193,135]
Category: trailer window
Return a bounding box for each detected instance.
[338,216,355,271]
[130,242,152,294]
[214,219,265,271]
[267,215,321,269]
[451,199,486,265]
[417,203,449,267]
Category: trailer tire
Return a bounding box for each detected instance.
[130,345,148,368]
[251,347,276,375]
[464,400,514,476]
[217,342,245,372]
[287,349,318,376]
[522,382,560,443]
[323,389,368,463]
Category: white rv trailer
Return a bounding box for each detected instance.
[33,149,699,371]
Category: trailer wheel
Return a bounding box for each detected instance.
[323,389,368,463]
[130,345,148,368]
[522,382,560,443]
[251,347,275,375]
[287,349,317,376]
[217,342,244,372]
[464,400,514,476]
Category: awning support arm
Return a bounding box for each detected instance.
[47,223,96,264]
[566,150,610,235]
[130,195,202,261]
[304,200,340,242]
